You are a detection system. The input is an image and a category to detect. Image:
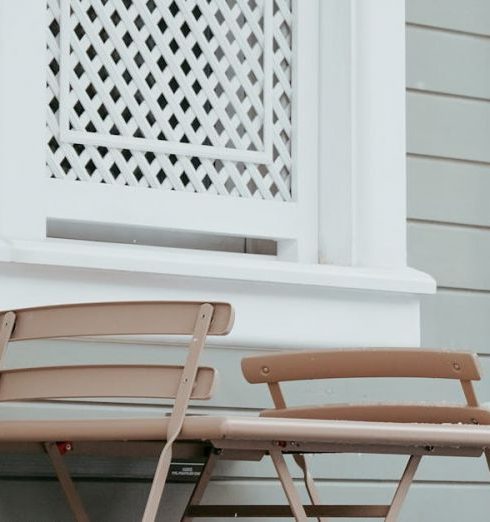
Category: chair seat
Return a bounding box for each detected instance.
[260,402,490,424]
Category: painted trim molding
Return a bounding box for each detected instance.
[0,238,435,295]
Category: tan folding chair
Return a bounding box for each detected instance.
[235,348,490,521]
[0,301,233,522]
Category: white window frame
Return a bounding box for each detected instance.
[0,0,432,295]
[3,0,318,263]
[319,0,408,269]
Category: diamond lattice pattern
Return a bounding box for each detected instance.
[47,0,293,200]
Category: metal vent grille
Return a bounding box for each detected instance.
[47,0,293,200]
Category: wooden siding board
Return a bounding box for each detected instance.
[408,222,490,291]
[408,156,490,227]
[407,92,490,163]
[407,0,490,37]
[407,26,490,99]
[420,290,490,356]
[1,479,489,522]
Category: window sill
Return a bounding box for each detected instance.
[0,238,435,295]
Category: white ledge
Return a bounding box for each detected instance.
[0,238,435,295]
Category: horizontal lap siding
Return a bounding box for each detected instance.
[408,223,490,291]
[420,290,490,354]
[407,93,490,162]
[407,0,490,36]
[408,156,490,226]
[407,26,490,99]
[406,1,490,520]
[1,479,489,522]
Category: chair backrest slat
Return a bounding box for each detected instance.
[241,349,482,384]
[0,301,234,341]
[0,301,233,405]
[0,365,217,402]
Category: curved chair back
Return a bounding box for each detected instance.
[241,348,485,423]
[0,301,233,402]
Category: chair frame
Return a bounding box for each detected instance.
[215,348,489,521]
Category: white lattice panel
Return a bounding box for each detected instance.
[47,0,293,201]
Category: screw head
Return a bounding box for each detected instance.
[274,440,287,448]
[261,366,270,375]
[453,362,461,371]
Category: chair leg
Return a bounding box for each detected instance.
[293,454,328,522]
[44,442,90,522]
[385,455,421,522]
[270,449,308,522]
[485,449,490,471]
[142,303,214,522]
[181,449,220,522]
[142,441,174,522]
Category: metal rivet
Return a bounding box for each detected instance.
[471,418,479,425]
[453,362,461,371]
[261,366,270,375]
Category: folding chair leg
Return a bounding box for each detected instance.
[181,449,220,522]
[293,454,328,522]
[485,450,490,471]
[142,442,173,522]
[142,304,214,522]
[270,449,308,522]
[385,455,421,522]
[44,442,90,522]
